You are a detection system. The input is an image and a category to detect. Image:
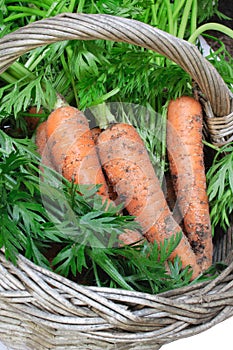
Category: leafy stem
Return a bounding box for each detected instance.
[164,0,174,34]
[190,0,198,34]
[188,23,233,44]
[3,6,45,22]
[178,0,193,39]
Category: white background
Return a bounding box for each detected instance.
[0,316,232,349]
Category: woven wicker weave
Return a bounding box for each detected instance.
[0,13,233,350]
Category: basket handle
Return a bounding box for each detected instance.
[0,13,232,118]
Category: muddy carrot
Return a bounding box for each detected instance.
[97,123,201,279]
[45,106,111,200]
[167,95,213,271]
[36,109,139,247]
[90,126,118,201]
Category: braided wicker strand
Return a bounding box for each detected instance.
[1,251,233,349]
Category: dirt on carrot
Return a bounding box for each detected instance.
[97,122,201,279]
[166,95,213,272]
[44,106,112,203]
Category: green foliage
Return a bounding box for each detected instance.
[206,142,233,233]
[204,40,233,92]
[52,230,195,293]
[196,0,220,23]
[0,131,44,263]
[0,77,57,117]
[1,0,227,117]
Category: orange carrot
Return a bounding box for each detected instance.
[45,106,111,201]
[35,110,140,248]
[35,121,47,156]
[46,106,89,139]
[97,123,201,279]
[35,121,54,169]
[24,106,43,135]
[90,126,118,201]
[167,96,213,271]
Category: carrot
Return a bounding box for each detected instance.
[40,108,139,247]
[45,106,111,201]
[46,106,89,139]
[118,229,144,247]
[35,121,54,169]
[35,121,47,156]
[24,106,42,133]
[97,123,201,279]
[90,126,118,201]
[167,96,213,271]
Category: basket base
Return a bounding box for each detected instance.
[0,338,162,350]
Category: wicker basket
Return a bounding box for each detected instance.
[0,13,233,350]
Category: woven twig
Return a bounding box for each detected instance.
[0,13,233,350]
[1,250,233,350]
